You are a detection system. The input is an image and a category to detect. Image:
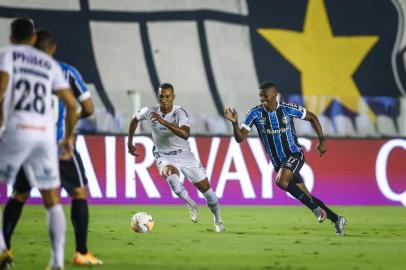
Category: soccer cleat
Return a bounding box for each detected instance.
[0,249,13,270]
[335,216,347,236]
[73,251,103,265]
[313,207,327,223]
[214,221,225,232]
[188,205,199,223]
[45,267,63,270]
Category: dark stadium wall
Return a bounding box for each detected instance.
[1,0,405,120]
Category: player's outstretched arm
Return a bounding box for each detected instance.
[127,117,140,156]
[224,108,249,143]
[57,88,78,160]
[304,110,327,156]
[150,112,190,140]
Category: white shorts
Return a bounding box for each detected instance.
[155,151,207,184]
[0,130,60,190]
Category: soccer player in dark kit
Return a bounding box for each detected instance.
[224,82,347,236]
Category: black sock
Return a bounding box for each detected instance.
[286,181,318,210]
[3,199,24,249]
[71,199,89,254]
[312,196,338,222]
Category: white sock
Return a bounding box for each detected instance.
[167,174,196,207]
[0,209,6,251]
[202,188,222,223]
[47,204,66,269]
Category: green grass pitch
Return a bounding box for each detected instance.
[8,205,406,269]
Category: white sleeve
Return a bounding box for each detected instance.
[133,107,149,121]
[176,108,190,127]
[300,108,307,119]
[0,50,12,75]
[78,91,91,102]
[241,123,251,131]
[52,64,69,92]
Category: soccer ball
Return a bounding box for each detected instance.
[130,212,154,233]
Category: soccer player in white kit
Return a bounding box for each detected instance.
[127,83,224,232]
[0,18,77,270]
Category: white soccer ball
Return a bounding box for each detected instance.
[130,212,154,233]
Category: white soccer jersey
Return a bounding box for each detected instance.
[0,44,68,188]
[134,105,192,154]
[0,44,68,138]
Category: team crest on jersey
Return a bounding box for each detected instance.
[258,117,267,125]
[282,116,289,124]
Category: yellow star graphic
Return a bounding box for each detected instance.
[257,0,379,121]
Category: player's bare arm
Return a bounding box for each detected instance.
[127,117,139,156]
[224,108,249,143]
[150,112,190,140]
[0,71,9,130]
[57,88,77,160]
[304,110,327,156]
[79,98,94,118]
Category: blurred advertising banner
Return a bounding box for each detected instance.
[0,135,404,206]
[2,0,406,131]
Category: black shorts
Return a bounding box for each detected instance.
[13,149,88,195]
[275,152,305,184]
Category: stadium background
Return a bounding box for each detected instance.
[0,0,405,206]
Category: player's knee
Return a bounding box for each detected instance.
[276,176,288,190]
[163,166,179,177]
[42,197,60,208]
[40,189,61,208]
[199,186,210,193]
[12,191,29,203]
[71,187,87,200]
[195,179,210,193]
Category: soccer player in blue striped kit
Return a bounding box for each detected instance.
[224,82,347,236]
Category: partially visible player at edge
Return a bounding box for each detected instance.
[0,18,77,270]
[224,82,347,236]
[2,30,102,266]
[128,83,224,232]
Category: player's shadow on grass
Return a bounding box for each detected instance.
[332,233,368,238]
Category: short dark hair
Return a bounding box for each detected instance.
[159,83,174,91]
[34,30,55,51]
[259,81,277,91]
[11,18,35,42]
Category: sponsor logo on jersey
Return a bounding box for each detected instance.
[265,127,289,135]
[13,51,51,70]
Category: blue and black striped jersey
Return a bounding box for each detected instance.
[242,102,306,168]
[55,61,90,143]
